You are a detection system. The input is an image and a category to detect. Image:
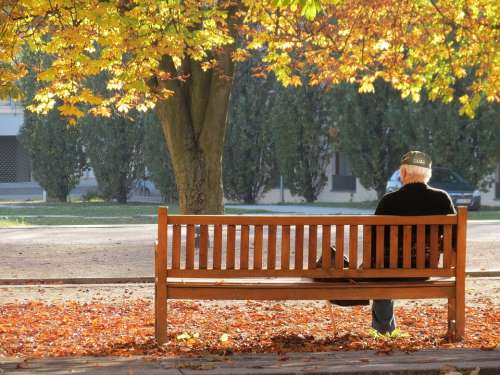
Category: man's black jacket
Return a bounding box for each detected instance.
[373,182,456,268]
[375,182,456,216]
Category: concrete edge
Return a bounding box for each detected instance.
[0,349,499,375]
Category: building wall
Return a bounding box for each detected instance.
[480,169,500,206]
[258,175,378,204]
[256,161,500,207]
[257,153,378,204]
[0,99,23,136]
[0,100,31,183]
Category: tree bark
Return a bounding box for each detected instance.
[47,194,67,203]
[116,173,128,203]
[153,49,235,214]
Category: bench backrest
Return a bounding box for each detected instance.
[156,207,467,279]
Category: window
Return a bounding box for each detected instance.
[0,137,17,182]
[0,137,31,182]
[331,152,356,192]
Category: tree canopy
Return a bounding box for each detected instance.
[2,0,498,214]
[1,0,498,118]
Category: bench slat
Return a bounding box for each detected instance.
[376,225,384,269]
[308,225,317,270]
[166,268,454,278]
[281,225,290,270]
[363,225,371,269]
[322,225,331,270]
[443,224,452,268]
[254,225,263,270]
[429,225,440,268]
[166,281,455,300]
[335,225,344,269]
[186,224,195,269]
[167,215,457,225]
[403,225,412,269]
[240,225,249,270]
[213,224,222,270]
[416,224,425,269]
[268,225,277,270]
[389,225,398,269]
[200,225,208,270]
[227,225,236,270]
[172,224,181,270]
[295,225,304,270]
[349,225,358,270]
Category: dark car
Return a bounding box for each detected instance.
[386,166,481,210]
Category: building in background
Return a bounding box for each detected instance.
[0,99,31,183]
[1,100,499,205]
[257,151,500,207]
[258,152,377,203]
[0,100,100,200]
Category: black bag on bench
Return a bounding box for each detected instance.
[314,246,370,307]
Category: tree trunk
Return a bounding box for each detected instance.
[305,194,316,203]
[48,181,69,202]
[116,176,128,203]
[47,194,67,203]
[376,187,386,200]
[153,51,234,214]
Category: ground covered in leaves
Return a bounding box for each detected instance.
[0,299,498,358]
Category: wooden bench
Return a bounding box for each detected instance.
[154,207,467,345]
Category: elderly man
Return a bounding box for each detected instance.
[372,151,456,334]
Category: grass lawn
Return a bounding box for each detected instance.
[275,201,379,209]
[468,208,500,220]
[0,201,274,225]
[275,201,500,220]
[0,201,498,226]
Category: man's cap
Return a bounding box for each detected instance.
[400,151,432,169]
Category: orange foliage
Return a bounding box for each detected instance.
[0,299,497,358]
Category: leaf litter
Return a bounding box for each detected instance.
[0,298,497,358]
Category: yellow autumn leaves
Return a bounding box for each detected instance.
[0,0,498,120]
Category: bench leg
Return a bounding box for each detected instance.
[447,298,456,341]
[155,295,168,345]
[455,290,466,340]
[155,285,167,345]
[155,208,169,346]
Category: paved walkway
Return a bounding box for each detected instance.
[0,221,498,280]
[230,204,500,217]
[1,349,499,374]
[229,204,374,215]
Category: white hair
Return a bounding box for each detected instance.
[400,164,432,184]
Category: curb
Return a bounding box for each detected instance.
[0,349,499,374]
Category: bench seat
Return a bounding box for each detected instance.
[166,279,455,300]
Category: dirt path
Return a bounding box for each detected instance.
[0,223,498,279]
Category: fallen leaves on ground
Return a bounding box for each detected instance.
[0,299,498,358]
